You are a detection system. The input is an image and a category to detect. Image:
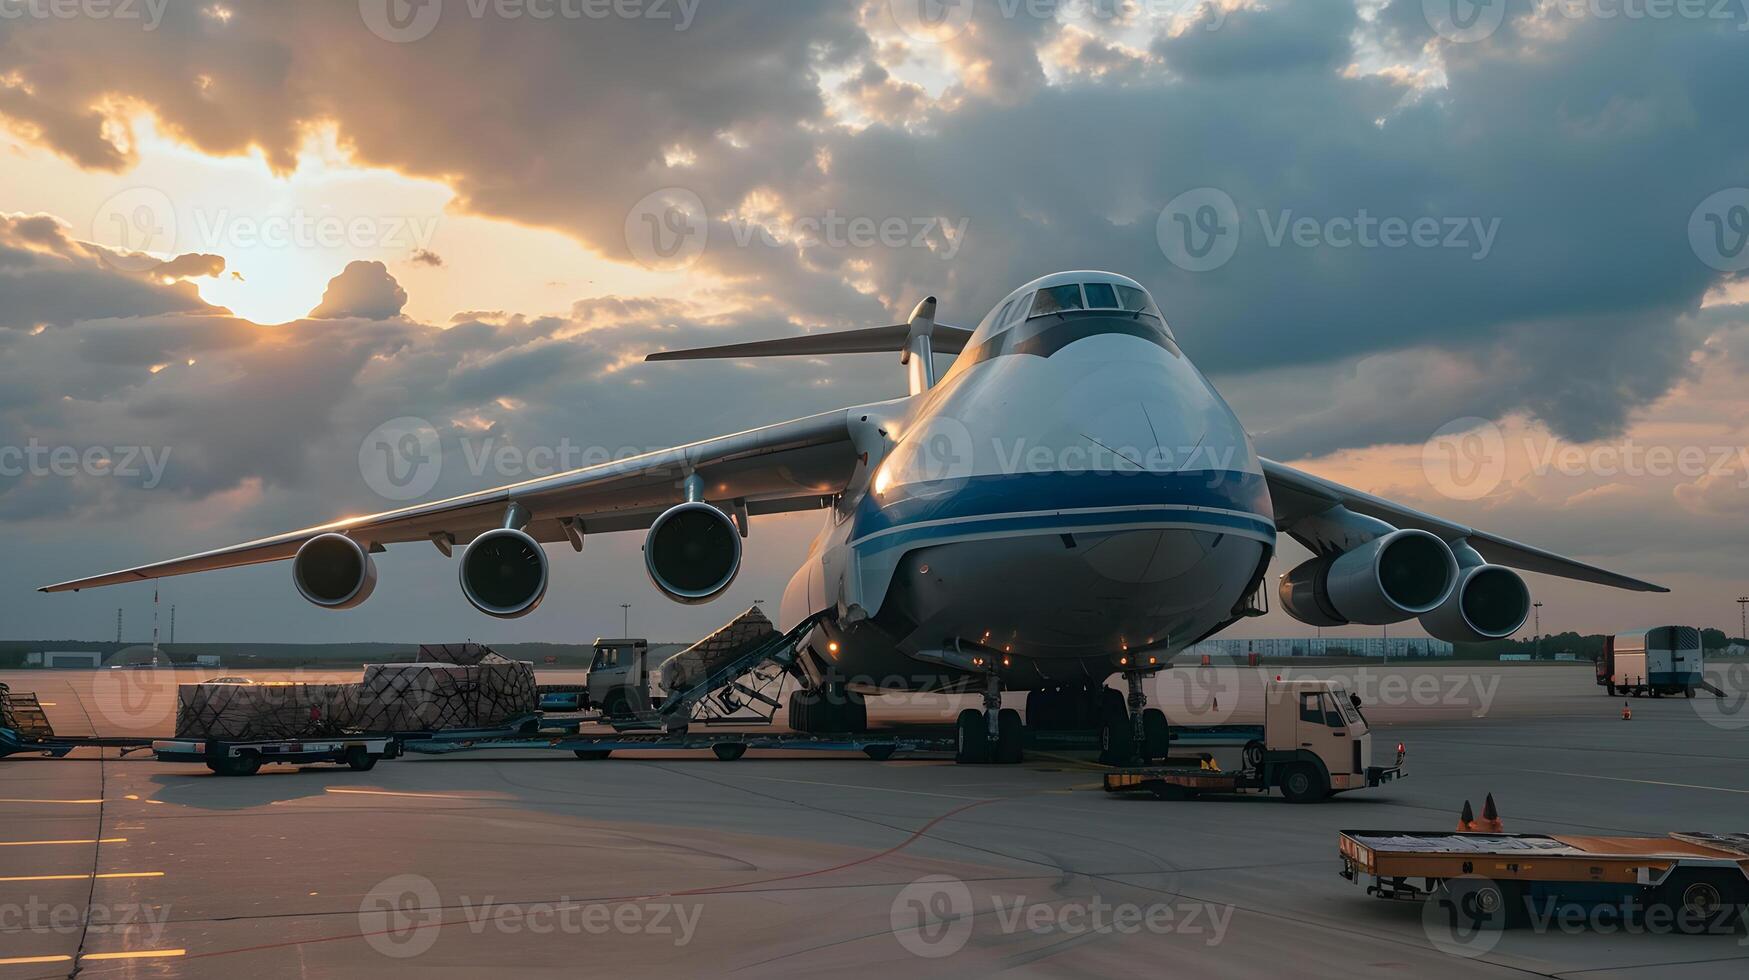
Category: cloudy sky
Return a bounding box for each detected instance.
[1,0,1746,645]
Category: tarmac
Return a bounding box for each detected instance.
[2,662,1747,978]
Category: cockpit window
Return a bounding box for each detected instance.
[1029,284,1084,317]
[1002,296,1029,327]
[1082,282,1119,310]
[1115,284,1156,316]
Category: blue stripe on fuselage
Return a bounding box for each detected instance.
[850,469,1274,545]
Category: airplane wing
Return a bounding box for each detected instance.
[39,409,858,593]
[1260,458,1668,593]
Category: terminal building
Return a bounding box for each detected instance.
[1185,636,1455,659]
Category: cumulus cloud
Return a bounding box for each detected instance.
[308,260,410,320]
[0,213,224,331]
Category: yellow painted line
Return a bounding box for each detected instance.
[0,799,105,804]
[80,950,186,962]
[324,788,489,800]
[0,955,73,965]
[0,838,127,846]
[0,872,163,882]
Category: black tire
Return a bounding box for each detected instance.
[1652,871,1743,933]
[1685,686,1697,699]
[1242,739,1266,771]
[863,744,896,761]
[1279,762,1328,803]
[1444,877,1522,931]
[1098,707,1135,766]
[955,708,990,764]
[787,689,817,732]
[840,689,868,733]
[711,743,747,762]
[1025,688,1056,731]
[344,746,377,772]
[572,749,612,759]
[1140,708,1170,762]
[996,708,1024,764]
[602,689,633,720]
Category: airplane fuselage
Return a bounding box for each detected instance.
[778,272,1276,694]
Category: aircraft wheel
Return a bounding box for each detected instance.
[1140,708,1171,763]
[1098,705,1135,766]
[995,708,1024,764]
[1025,688,1056,730]
[954,708,990,764]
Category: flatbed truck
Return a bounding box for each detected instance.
[1340,828,1749,932]
[1103,678,1406,803]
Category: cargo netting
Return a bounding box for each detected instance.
[659,605,777,694]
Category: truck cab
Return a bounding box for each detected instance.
[586,638,653,719]
[1262,678,1394,800]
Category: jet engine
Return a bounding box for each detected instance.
[1419,564,1530,643]
[644,501,741,603]
[1279,529,1457,626]
[292,533,378,610]
[459,527,549,618]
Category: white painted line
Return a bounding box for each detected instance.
[1519,769,1749,795]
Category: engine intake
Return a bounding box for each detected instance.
[1280,529,1457,626]
[644,501,741,603]
[459,527,548,618]
[1420,564,1530,643]
[292,533,378,610]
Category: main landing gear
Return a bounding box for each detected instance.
[956,672,1024,765]
[1097,668,1171,767]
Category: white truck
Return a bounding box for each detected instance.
[1598,626,1704,698]
[1104,678,1407,803]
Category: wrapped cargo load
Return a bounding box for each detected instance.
[659,606,776,695]
[0,683,17,731]
[175,683,359,741]
[416,642,494,666]
[352,656,537,733]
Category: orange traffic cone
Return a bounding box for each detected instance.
[1458,799,1475,832]
[1622,700,1632,721]
[1479,793,1504,833]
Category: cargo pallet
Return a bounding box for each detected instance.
[1340,829,1749,932]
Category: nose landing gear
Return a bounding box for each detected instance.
[956,671,1025,765]
[1098,667,1171,766]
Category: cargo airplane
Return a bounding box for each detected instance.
[42,272,1665,763]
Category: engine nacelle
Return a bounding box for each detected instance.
[1279,529,1457,626]
[1419,564,1530,643]
[459,527,549,618]
[292,533,378,610]
[644,501,741,604]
